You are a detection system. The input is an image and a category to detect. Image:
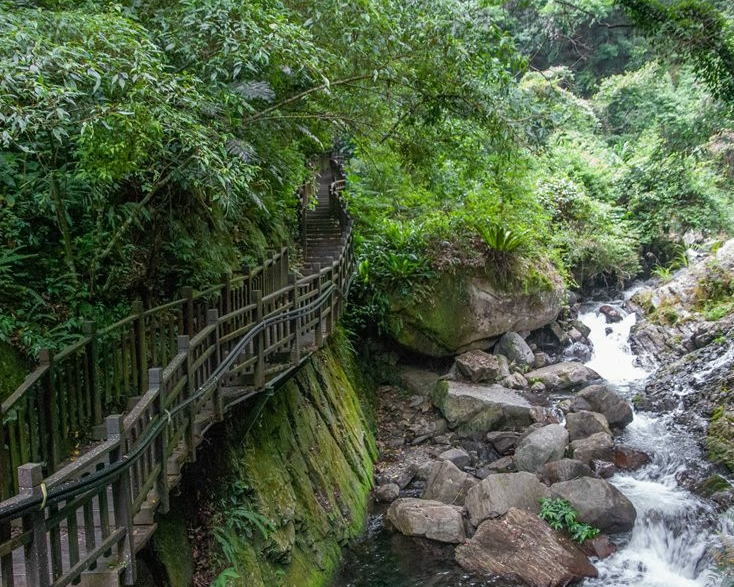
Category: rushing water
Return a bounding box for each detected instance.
[331,302,734,587]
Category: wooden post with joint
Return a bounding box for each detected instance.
[39,348,59,473]
[178,335,197,462]
[150,368,170,515]
[132,300,148,393]
[207,309,224,421]
[182,287,195,336]
[314,265,323,348]
[19,463,51,587]
[106,415,136,585]
[253,291,265,388]
[288,274,300,363]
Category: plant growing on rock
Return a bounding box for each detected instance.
[539,497,600,543]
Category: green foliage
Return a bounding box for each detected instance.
[476,224,526,253]
[695,259,734,321]
[539,497,601,543]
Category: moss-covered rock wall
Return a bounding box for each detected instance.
[142,334,376,587]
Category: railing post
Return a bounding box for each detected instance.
[207,310,224,421]
[84,321,102,426]
[132,300,148,393]
[253,291,265,388]
[222,277,231,316]
[182,287,195,336]
[150,368,170,515]
[288,274,300,363]
[39,348,59,473]
[106,415,136,585]
[19,463,51,587]
[314,265,323,348]
[178,336,197,462]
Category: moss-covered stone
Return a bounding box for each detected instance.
[707,406,734,472]
[153,508,194,587]
[213,336,376,587]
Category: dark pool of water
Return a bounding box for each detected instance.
[330,513,521,587]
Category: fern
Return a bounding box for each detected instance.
[477,224,526,253]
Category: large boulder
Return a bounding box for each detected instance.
[432,380,534,438]
[455,350,502,382]
[551,477,637,533]
[486,431,521,455]
[514,424,569,473]
[422,460,478,506]
[495,332,535,369]
[386,498,466,543]
[540,459,594,485]
[465,472,550,526]
[525,362,602,392]
[566,411,611,441]
[387,269,564,357]
[571,385,633,429]
[569,432,614,466]
[455,508,598,587]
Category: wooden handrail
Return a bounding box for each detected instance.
[0,159,354,587]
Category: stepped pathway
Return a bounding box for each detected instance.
[1,157,354,587]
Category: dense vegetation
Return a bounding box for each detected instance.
[1,0,733,351]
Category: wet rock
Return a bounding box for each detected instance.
[432,380,533,439]
[593,461,618,479]
[495,332,535,369]
[396,462,420,489]
[693,474,733,498]
[525,362,602,392]
[549,321,571,347]
[569,432,614,466]
[455,508,598,587]
[438,447,471,470]
[515,424,569,473]
[465,472,551,526]
[455,350,502,383]
[563,342,592,363]
[551,477,637,533]
[599,305,623,323]
[612,446,651,471]
[386,498,465,543]
[540,458,594,485]
[571,320,592,339]
[530,381,547,393]
[374,483,400,503]
[486,431,521,455]
[422,460,478,506]
[566,411,611,441]
[500,372,529,390]
[530,406,560,425]
[581,534,617,560]
[572,385,634,429]
[533,352,550,369]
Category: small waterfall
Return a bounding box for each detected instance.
[578,305,727,587]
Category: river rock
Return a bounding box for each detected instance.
[500,372,529,390]
[572,385,634,429]
[386,268,564,357]
[566,411,611,441]
[486,431,520,455]
[422,460,478,506]
[397,366,441,397]
[581,534,617,560]
[465,471,550,526]
[612,445,651,471]
[525,362,602,391]
[455,508,598,586]
[374,483,400,503]
[386,498,466,543]
[432,380,533,438]
[599,305,624,323]
[495,332,535,369]
[438,448,471,469]
[479,456,515,475]
[515,424,569,473]
[540,458,594,485]
[551,477,637,533]
[455,350,502,382]
[569,432,614,466]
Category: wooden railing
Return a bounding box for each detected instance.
[0,159,355,587]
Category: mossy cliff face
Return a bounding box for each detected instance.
[388,268,564,357]
[217,339,376,587]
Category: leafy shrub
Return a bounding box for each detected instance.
[539,498,600,543]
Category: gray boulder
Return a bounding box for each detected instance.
[422,460,478,506]
[540,458,594,485]
[551,477,637,533]
[525,362,602,391]
[465,471,550,526]
[486,431,521,455]
[566,411,611,441]
[495,332,535,369]
[569,432,614,466]
[455,508,598,587]
[374,483,400,503]
[515,424,569,473]
[432,380,534,439]
[500,372,529,390]
[438,447,471,469]
[455,350,502,383]
[572,385,633,429]
[386,498,466,543]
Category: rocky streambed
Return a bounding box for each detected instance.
[332,268,734,587]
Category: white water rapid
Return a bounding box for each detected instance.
[578,303,731,587]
